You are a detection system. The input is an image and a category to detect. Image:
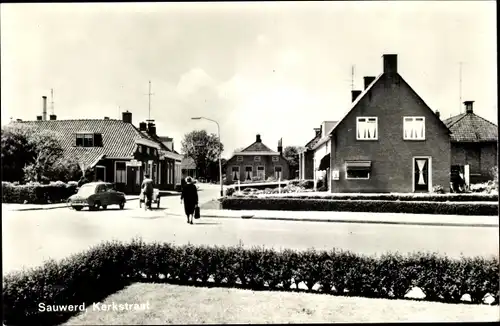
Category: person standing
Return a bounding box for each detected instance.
[141,173,154,209]
[181,176,198,224]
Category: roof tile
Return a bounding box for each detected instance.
[443,113,497,142]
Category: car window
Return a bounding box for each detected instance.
[96,185,106,193]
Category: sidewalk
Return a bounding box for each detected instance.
[179,209,499,228]
[3,195,140,212]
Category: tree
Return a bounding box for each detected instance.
[1,124,36,182]
[283,146,301,179]
[181,130,224,180]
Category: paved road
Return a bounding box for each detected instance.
[3,189,498,275]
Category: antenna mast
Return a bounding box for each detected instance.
[146,80,154,121]
[351,65,355,90]
[50,88,55,115]
[459,62,463,113]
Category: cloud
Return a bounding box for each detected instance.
[176,68,217,98]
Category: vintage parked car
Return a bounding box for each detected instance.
[68,182,126,211]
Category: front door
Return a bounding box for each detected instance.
[414,157,430,192]
[95,166,106,182]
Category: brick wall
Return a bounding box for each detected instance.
[226,154,290,183]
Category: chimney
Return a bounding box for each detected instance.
[364,76,376,89]
[313,127,321,137]
[464,101,474,114]
[104,117,109,120]
[435,110,440,119]
[36,116,43,121]
[277,138,283,154]
[16,119,23,122]
[256,134,261,142]
[122,111,132,124]
[42,96,47,121]
[383,54,398,74]
[351,90,362,102]
[147,122,156,136]
[49,114,57,120]
[139,122,147,131]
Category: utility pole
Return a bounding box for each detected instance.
[146,80,154,121]
[50,89,55,115]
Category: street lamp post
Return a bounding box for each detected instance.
[191,117,224,197]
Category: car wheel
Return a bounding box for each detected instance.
[90,202,100,211]
[119,201,125,210]
[74,206,83,211]
[102,205,107,210]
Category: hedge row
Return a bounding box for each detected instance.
[2,181,78,204]
[220,198,499,216]
[258,193,499,202]
[3,239,498,326]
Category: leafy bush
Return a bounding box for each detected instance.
[432,185,445,194]
[298,180,314,189]
[2,181,78,204]
[258,193,498,202]
[220,197,499,216]
[3,239,498,326]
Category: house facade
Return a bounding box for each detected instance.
[13,110,182,194]
[298,127,321,180]
[311,54,451,193]
[226,134,290,183]
[443,101,498,184]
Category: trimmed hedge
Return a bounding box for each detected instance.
[220,198,499,216]
[2,181,78,204]
[3,239,499,326]
[259,193,499,202]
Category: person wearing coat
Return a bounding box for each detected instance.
[181,176,198,224]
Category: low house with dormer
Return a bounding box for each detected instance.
[443,101,498,184]
[225,134,290,183]
[311,54,451,193]
[12,108,182,194]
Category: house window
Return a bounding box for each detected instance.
[76,133,96,147]
[115,162,127,183]
[245,166,253,181]
[345,161,371,180]
[274,166,283,179]
[254,156,261,162]
[404,117,425,140]
[142,146,147,154]
[236,156,243,162]
[272,156,279,162]
[231,166,240,181]
[356,117,378,140]
[135,168,141,185]
[257,166,265,180]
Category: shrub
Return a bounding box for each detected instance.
[432,185,445,194]
[1,181,78,204]
[225,187,236,197]
[298,180,314,189]
[258,193,498,202]
[220,197,499,216]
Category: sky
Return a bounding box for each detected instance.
[1,1,497,159]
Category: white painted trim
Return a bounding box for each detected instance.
[254,156,261,162]
[272,156,279,162]
[257,165,265,180]
[95,165,106,182]
[236,156,244,162]
[403,116,426,140]
[114,161,128,184]
[412,156,432,193]
[274,165,283,179]
[244,165,253,181]
[159,161,162,185]
[345,161,371,180]
[356,117,379,141]
[231,165,240,181]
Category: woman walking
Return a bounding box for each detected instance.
[181,176,198,224]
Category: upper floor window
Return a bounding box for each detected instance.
[76,133,102,147]
[404,117,425,140]
[356,117,378,140]
[254,156,261,162]
[272,156,279,162]
[236,156,243,162]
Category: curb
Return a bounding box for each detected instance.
[10,198,140,212]
[194,214,499,228]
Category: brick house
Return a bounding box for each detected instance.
[443,101,498,184]
[12,110,182,194]
[225,134,290,183]
[311,54,451,193]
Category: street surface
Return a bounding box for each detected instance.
[3,184,498,275]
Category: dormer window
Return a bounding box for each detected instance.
[76,133,102,147]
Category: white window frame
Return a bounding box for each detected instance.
[356,117,378,140]
[135,167,141,186]
[404,116,426,140]
[244,165,253,181]
[345,161,371,180]
[256,165,265,180]
[95,165,106,182]
[114,161,128,184]
[236,156,243,162]
[272,156,279,162]
[274,165,283,179]
[254,156,261,162]
[231,166,240,181]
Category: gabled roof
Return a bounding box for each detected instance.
[304,134,321,150]
[241,141,276,153]
[139,131,182,160]
[10,119,158,168]
[312,121,339,150]
[443,112,498,142]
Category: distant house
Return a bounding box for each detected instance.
[181,157,198,179]
[311,54,451,193]
[12,110,182,194]
[225,134,290,183]
[443,101,498,184]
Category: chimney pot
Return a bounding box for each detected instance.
[122,111,132,124]
[49,114,57,120]
[435,110,440,119]
[139,122,147,131]
[17,119,23,122]
[147,122,156,136]
[464,101,474,114]
[383,54,398,74]
[351,90,362,103]
[36,116,43,121]
[363,76,376,90]
[42,96,47,121]
[313,127,321,137]
[256,134,261,142]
